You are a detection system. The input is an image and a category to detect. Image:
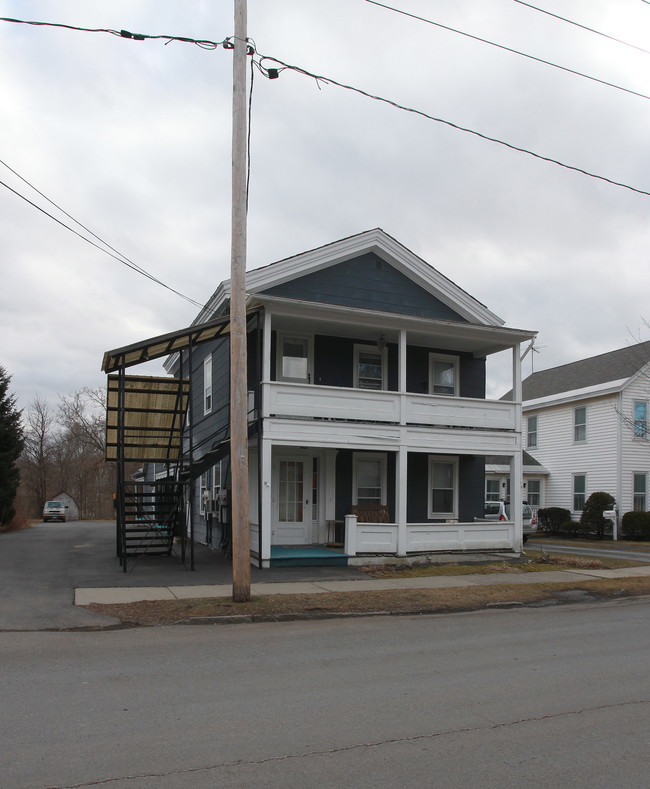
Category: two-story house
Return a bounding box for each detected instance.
[518,341,650,520]
[104,229,536,568]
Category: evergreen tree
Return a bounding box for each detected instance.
[0,365,24,526]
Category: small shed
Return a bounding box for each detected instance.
[51,492,79,521]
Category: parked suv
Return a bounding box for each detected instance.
[483,501,536,542]
[43,501,67,522]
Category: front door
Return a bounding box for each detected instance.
[273,458,310,544]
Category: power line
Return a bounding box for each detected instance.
[0,168,204,308]
[254,51,650,199]
[0,16,226,49]
[365,0,650,102]
[513,0,650,56]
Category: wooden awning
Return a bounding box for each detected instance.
[105,375,189,462]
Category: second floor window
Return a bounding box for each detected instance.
[574,406,586,443]
[634,401,647,439]
[279,336,310,383]
[527,415,538,449]
[354,345,386,390]
[430,354,458,396]
[203,354,212,415]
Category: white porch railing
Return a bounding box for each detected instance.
[344,514,515,555]
[266,382,516,431]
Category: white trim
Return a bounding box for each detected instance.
[573,404,587,443]
[352,452,387,506]
[428,455,459,519]
[523,379,628,409]
[354,344,387,390]
[203,354,212,415]
[429,352,459,397]
[277,333,313,384]
[572,472,587,512]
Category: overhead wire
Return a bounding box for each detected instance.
[512,0,650,55]
[253,51,650,199]
[364,0,650,102]
[0,165,204,308]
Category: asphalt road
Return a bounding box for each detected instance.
[1,597,648,788]
[527,539,650,563]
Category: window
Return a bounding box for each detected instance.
[429,354,459,396]
[354,345,386,390]
[203,354,212,415]
[574,406,586,442]
[633,473,646,511]
[527,415,538,449]
[212,463,222,499]
[486,479,500,501]
[429,456,459,518]
[573,474,586,511]
[353,454,386,506]
[527,479,541,507]
[634,401,647,439]
[200,470,210,514]
[279,335,311,383]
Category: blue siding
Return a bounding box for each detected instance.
[407,454,485,523]
[262,253,469,322]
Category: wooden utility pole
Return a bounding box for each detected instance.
[230,0,251,602]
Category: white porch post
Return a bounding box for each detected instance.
[260,437,272,565]
[511,343,523,550]
[399,328,407,425]
[262,308,272,418]
[344,514,357,556]
[396,445,408,555]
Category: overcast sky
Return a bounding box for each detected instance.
[2,0,650,413]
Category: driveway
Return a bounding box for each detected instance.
[0,521,364,631]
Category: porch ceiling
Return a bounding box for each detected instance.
[254,295,535,356]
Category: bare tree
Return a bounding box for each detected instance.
[21,396,58,516]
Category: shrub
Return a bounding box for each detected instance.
[579,491,616,540]
[537,507,571,535]
[620,510,650,541]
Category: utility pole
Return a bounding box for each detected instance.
[230,0,251,602]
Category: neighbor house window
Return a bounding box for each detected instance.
[573,474,586,511]
[203,354,212,415]
[212,463,222,500]
[634,401,647,439]
[527,479,541,507]
[486,479,500,501]
[278,335,311,383]
[429,354,459,396]
[353,454,386,506]
[354,345,386,390]
[200,470,210,515]
[527,415,538,449]
[574,406,586,442]
[633,473,646,511]
[429,456,459,518]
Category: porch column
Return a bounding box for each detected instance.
[262,308,272,418]
[260,437,272,566]
[511,343,523,550]
[399,329,407,425]
[396,445,408,556]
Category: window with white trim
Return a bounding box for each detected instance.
[354,344,386,390]
[633,473,646,511]
[200,470,210,515]
[634,401,647,439]
[527,415,538,449]
[429,353,459,396]
[429,456,459,518]
[527,479,541,507]
[203,354,212,415]
[573,474,586,511]
[486,479,500,501]
[278,335,311,383]
[353,453,386,506]
[574,406,586,442]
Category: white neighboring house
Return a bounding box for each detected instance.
[515,341,650,520]
[484,452,549,514]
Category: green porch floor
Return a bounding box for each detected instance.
[270,545,348,567]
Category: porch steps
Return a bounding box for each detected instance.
[270,545,348,567]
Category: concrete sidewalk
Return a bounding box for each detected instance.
[75,564,650,606]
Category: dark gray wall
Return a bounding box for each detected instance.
[263,253,469,322]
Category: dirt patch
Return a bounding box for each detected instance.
[84,577,650,627]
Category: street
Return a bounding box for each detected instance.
[1,597,648,788]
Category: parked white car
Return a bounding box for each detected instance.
[482,501,536,542]
[42,501,67,522]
